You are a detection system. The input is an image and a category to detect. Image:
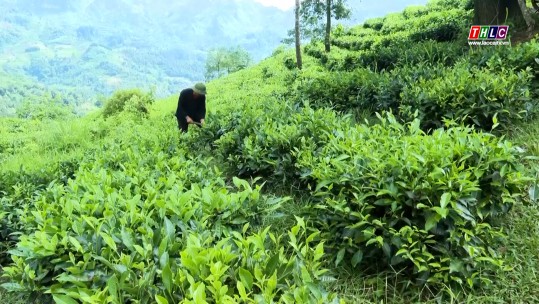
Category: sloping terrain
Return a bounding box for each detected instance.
[1,0,539,303]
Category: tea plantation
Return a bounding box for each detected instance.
[2,0,539,303]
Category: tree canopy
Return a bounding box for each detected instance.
[205,46,252,80]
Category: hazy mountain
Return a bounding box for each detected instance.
[0,0,428,116]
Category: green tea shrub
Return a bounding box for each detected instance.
[323,48,362,71]
[299,63,447,114]
[0,195,32,265]
[408,10,469,42]
[304,42,328,63]
[377,9,467,44]
[298,69,380,111]
[283,56,297,70]
[215,102,346,182]
[332,35,376,52]
[102,89,155,119]
[399,64,535,131]
[370,31,411,51]
[427,0,473,10]
[397,41,467,67]
[330,7,468,60]
[2,148,338,303]
[468,39,539,77]
[327,38,465,72]
[402,5,430,19]
[346,27,378,38]
[294,113,529,288]
[362,17,384,31]
[359,47,402,71]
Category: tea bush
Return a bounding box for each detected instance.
[427,0,473,10]
[407,9,469,42]
[102,89,155,119]
[214,102,346,182]
[298,69,379,111]
[315,34,466,72]
[294,113,529,288]
[399,64,535,131]
[397,41,467,67]
[401,5,430,19]
[0,195,32,266]
[2,137,340,303]
[298,62,451,114]
[468,39,539,78]
[331,35,376,52]
[362,17,384,31]
[2,0,537,301]
[294,50,536,133]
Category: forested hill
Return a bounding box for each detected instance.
[0,0,292,116]
[0,0,428,117]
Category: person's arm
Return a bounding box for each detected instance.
[200,97,206,124]
[178,90,193,122]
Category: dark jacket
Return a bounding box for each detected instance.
[175,88,206,121]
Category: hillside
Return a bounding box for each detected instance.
[0,0,292,116]
[0,0,429,117]
[2,0,539,303]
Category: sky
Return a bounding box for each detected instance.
[253,0,294,11]
[252,0,431,14]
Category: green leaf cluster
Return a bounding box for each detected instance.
[294,113,529,287]
[102,89,155,119]
[1,129,338,303]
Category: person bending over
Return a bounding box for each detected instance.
[175,83,206,133]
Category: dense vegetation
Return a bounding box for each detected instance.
[0,0,294,117]
[2,0,539,303]
[0,0,424,117]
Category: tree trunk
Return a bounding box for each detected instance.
[325,0,331,52]
[295,0,303,70]
[474,0,503,25]
[516,0,535,30]
[474,0,534,30]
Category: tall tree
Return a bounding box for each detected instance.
[300,0,351,52]
[474,0,535,30]
[295,0,303,70]
[325,0,331,52]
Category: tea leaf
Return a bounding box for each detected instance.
[239,268,254,291]
[351,250,363,267]
[155,295,169,304]
[335,248,346,266]
[52,295,79,304]
[162,264,173,293]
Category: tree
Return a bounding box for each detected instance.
[299,0,351,52]
[295,0,303,70]
[474,0,535,30]
[205,46,252,80]
[325,0,331,52]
